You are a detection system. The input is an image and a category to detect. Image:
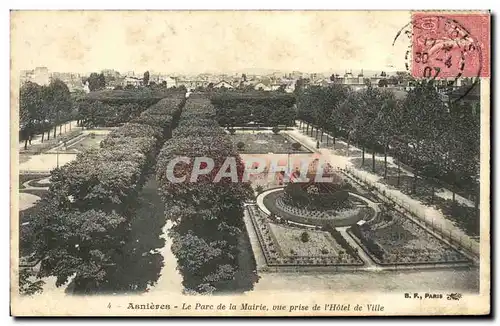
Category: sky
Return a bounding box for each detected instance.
[11,11,411,75]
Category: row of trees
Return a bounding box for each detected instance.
[20,80,74,149]
[156,97,253,294]
[22,97,185,294]
[297,81,480,206]
[211,93,296,128]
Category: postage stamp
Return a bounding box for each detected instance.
[393,12,490,80]
[10,10,490,317]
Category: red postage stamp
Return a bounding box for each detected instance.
[410,12,490,78]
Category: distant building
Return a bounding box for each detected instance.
[176,79,209,90]
[83,80,90,93]
[33,67,50,86]
[253,82,271,91]
[158,76,177,88]
[20,70,35,85]
[123,76,143,87]
[213,80,234,89]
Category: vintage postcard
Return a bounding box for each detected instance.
[10,10,491,316]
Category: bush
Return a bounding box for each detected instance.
[321,248,329,255]
[325,224,359,260]
[237,141,245,150]
[300,231,310,243]
[272,126,280,134]
[255,185,264,194]
[291,142,301,150]
[228,127,236,135]
[349,224,385,261]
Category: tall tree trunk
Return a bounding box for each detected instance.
[413,173,418,194]
[24,139,28,150]
[53,125,57,139]
[326,133,329,146]
[59,124,62,135]
[306,124,309,135]
[397,160,401,187]
[430,184,435,204]
[320,130,323,143]
[372,150,375,173]
[47,129,50,140]
[475,194,479,218]
[384,143,388,179]
[452,191,456,205]
[41,130,44,143]
[362,146,365,165]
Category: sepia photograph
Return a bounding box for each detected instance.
[10,9,491,316]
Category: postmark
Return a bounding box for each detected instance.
[393,13,490,80]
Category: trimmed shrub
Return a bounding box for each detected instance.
[236,141,245,150]
[272,126,280,134]
[291,142,301,150]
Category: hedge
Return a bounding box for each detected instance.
[22,94,186,293]
[349,224,385,261]
[156,96,253,293]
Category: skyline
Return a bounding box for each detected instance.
[11,11,410,75]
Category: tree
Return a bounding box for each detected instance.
[292,142,301,150]
[87,73,105,91]
[98,73,106,89]
[399,80,448,194]
[378,79,389,87]
[34,207,128,292]
[20,81,42,149]
[372,93,399,178]
[442,100,480,206]
[19,268,45,296]
[269,105,295,127]
[45,79,72,138]
[143,71,150,86]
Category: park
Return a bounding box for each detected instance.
[18,77,481,296]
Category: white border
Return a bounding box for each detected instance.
[1,1,497,325]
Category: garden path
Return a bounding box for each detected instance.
[146,220,184,294]
[19,121,79,149]
[286,126,480,256]
[336,227,380,270]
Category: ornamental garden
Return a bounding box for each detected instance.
[18,81,479,296]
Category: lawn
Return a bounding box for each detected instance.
[269,223,341,257]
[351,210,470,265]
[247,205,363,266]
[230,133,311,154]
[56,134,107,154]
[324,141,362,157]
[380,175,480,237]
[20,129,83,155]
[350,157,402,178]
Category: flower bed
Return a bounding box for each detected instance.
[230,133,311,154]
[349,210,470,265]
[263,190,374,227]
[247,205,363,266]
